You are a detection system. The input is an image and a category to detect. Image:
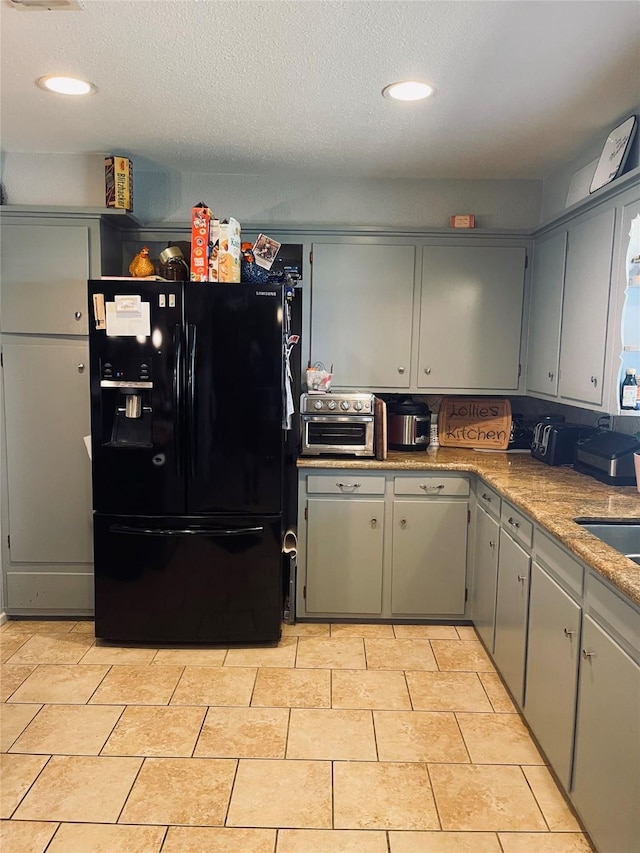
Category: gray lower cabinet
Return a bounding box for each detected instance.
[524,561,581,791]
[571,609,640,853]
[301,473,386,617]
[493,505,533,707]
[305,494,384,616]
[390,498,467,616]
[297,470,469,620]
[471,501,500,653]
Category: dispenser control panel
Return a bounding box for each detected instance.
[101,359,151,382]
[100,359,153,388]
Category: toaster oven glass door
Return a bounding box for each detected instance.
[302,415,374,455]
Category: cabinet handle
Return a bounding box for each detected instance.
[77,363,85,373]
[563,628,575,637]
[399,518,407,529]
[508,517,521,529]
[548,371,555,380]
[590,375,598,386]
[424,367,432,375]
[420,483,444,493]
[370,518,378,528]
[337,482,361,490]
[489,540,496,549]
[582,649,594,660]
[482,492,492,502]
[397,366,405,374]
[517,574,527,583]
[74,311,83,320]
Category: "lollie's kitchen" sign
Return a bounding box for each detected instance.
[438,397,512,450]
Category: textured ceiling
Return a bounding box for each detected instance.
[1,0,639,180]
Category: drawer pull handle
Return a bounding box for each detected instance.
[517,574,527,583]
[337,482,361,490]
[420,483,445,492]
[400,518,407,529]
[370,518,378,528]
[424,367,432,375]
[563,628,575,637]
[74,311,83,320]
[398,366,405,374]
[508,517,521,528]
[482,493,492,501]
[489,540,497,549]
[582,649,594,660]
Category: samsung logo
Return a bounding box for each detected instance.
[256,291,277,296]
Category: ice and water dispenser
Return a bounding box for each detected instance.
[99,358,153,447]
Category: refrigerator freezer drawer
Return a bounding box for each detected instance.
[93,514,282,644]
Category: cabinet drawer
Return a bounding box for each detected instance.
[306,475,386,496]
[477,482,501,519]
[501,502,533,549]
[533,529,584,599]
[394,476,469,497]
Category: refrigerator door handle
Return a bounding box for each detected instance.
[173,324,183,478]
[187,323,197,477]
[109,523,265,537]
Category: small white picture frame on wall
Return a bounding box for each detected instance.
[590,114,637,194]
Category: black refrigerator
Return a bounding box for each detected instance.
[88,280,301,644]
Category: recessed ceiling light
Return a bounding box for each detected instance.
[382,81,435,101]
[37,75,96,95]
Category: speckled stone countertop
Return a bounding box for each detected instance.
[298,448,640,607]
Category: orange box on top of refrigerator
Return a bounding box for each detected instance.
[190,205,211,281]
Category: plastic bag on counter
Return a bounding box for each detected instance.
[306,362,333,392]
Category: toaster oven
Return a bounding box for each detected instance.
[300,392,375,457]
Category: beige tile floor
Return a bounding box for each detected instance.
[0,619,595,853]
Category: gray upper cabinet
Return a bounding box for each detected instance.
[310,242,416,389]
[526,231,566,397]
[558,207,615,406]
[418,246,526,390]
[1,223,91,335]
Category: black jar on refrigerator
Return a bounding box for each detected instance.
[387,397,430,451]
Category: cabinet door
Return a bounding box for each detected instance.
[526,231,566,396]
[391,499,467,616]
[493,529,531,706]
[471,504,500,652]
[1,223,90,335]
[310,243,415,388]
[306,497,384,614]
[418,246,526,390]
[559,207,615,405]
[524,563,581,790]
[572,616,640,853]
[613,198,640,410]
[3,339,93,563]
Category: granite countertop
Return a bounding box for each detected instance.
[298,448,640,607]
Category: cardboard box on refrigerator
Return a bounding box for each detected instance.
[218,217,241,282]
[208,217,220,281]
[105,155,133,211]
[190,205,212,281]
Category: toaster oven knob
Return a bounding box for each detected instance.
[314,400,323,410]
[340,400,350,411]
[327,400,337,410]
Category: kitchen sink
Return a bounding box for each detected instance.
[574,520,640,565]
